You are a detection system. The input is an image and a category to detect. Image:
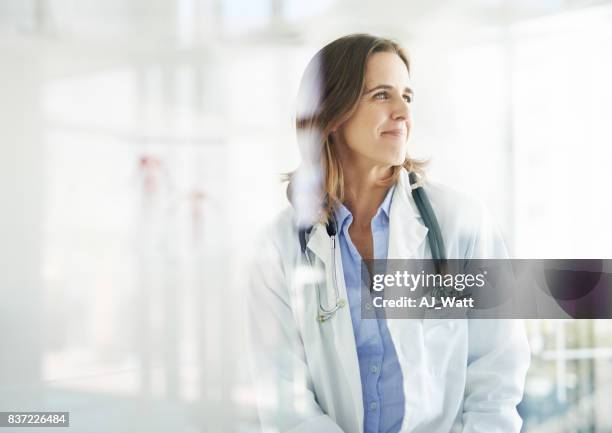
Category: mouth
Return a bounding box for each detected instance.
[381,129,406,138]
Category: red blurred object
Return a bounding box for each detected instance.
[138,155,163,195]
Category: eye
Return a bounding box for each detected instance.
[403,94,413,103]
[373,91,389,100]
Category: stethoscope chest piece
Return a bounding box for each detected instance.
[317,297,346,322]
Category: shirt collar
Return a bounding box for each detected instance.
[332,184,396,232]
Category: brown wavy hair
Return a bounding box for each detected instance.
[285,33,427,224]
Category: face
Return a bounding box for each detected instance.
[333,51,412,168]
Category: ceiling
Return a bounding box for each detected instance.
[1,0,611,47]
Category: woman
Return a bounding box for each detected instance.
[246,34,530,433]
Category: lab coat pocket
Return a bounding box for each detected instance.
[422,319,464,377]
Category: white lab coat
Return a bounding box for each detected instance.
[245,168,530,433]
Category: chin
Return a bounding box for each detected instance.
[375,155,404,167]
[377,144,406,166]
[389,151,407,166]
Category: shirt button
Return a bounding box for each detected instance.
[370,365,379,374]
[370,401,378,411]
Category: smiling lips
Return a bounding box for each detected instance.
[381,128,406,138]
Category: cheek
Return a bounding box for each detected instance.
[344,120,370,145]
[355,107,384,131]
[342,108,395,147]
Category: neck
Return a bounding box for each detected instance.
[342,163,393,232]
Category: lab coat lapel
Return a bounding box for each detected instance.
[388,170,429,259]
[303,222,328,265]
[386,171,430,431]
[306,223,364,432]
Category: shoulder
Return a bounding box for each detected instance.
[418,179,506,259]
[422,180,489,228]
[251,206,300,269]
[260,206,299,247]
[245,206,300,307]
[397,168,488,229]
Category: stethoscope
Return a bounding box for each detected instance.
[299,172,447,322]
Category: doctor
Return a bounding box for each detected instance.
[246,34,530,433]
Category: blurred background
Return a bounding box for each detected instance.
[1,0,612,432]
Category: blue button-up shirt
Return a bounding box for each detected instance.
[333,185,405,433]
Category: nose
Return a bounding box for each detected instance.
[391,98,410,121]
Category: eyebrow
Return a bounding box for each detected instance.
[364,84,413,95]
